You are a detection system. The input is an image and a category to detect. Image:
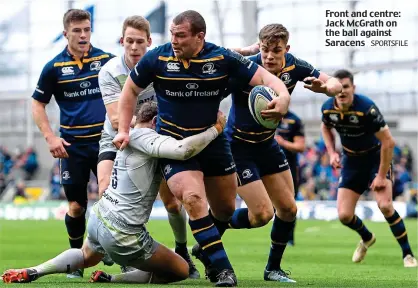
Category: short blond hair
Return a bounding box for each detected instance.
[122,16,151,38]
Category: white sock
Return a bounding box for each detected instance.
[31,249,84,276]
[111,269,151,283]
[168,205,187,244]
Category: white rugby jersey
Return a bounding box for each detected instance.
[98,55,156,138]
[97,126,219,232]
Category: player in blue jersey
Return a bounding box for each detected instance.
[31,9,114,279]
[321,69,417,268]
[275,110,305,246]
[191,24,341,283]
[113,11,291,287]
[97,15,199,278]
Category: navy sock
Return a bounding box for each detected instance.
[385,210,413,258]
[189,215,232,271]
[342,215,373,242]
[229,208,252,229]
[65,212,86,249]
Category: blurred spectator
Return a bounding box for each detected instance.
[50,162,65,200]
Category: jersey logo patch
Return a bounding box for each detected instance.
[61,67,74,76]
[349,115,359,124]
[167,62,180,72]
[90,61,102,71]
[280,72,291,84]
[202,62,216,74]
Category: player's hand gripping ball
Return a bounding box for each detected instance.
[248,85,280,129]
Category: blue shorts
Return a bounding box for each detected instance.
[160,133,236,180]
[231,139,289,186]
[60,141,99,185]
[339,150,393,194]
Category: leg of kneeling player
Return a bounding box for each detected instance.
[1,230,103,283]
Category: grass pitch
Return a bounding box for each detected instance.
[0,219,417,287]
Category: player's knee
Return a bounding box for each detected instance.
[338,211,354,224]
[211,201,235,221]
[252,207,274,227]
[377,200,394,217]
[164,198,182,214]
[182,193,206,215]
[68,201,85,218]
[277,202,297,220]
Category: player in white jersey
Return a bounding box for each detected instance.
[97,16,199,277]
[1,102,226,284]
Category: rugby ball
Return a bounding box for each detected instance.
[248,85,280,129]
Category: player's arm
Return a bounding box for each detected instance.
[114,51,155,149]
[321,114,341,168]
[230,42,260,56]
[99,70,136,130]
[250,66,291,120]
[304,72,342,97]
[131,113,226,160]
[275,135,305,153]
[374,126,395,179]
[366,105,394,181]
[293,57,342,97]
[32,63,70,158]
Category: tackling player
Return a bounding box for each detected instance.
[1,103,226,284]
[321,69,417,268]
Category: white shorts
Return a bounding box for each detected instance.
[86,208,159,267]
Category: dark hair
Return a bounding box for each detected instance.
[333,69,354,84]
[63,9,91,29]
[259,24,289,45]
[136,102,158,125]
[122,15,151,38]
[173,10,206,35]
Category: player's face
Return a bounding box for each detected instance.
[336,77,355,107]
[121,27,152,69]
[170,22,204,59]
[260,40,289,74]
[64,20,91,57]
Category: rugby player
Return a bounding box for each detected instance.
[31,9,114,278]
[321,69,417,268]
[113,11,291,287]
[97,15,198,277]
[1,103,226,284]
[275,110,305,246]
[192,23,341,283]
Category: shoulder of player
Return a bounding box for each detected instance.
[286,52,313,70]
[89,46,114,58]
[321,97,334,112]
[354,94,377,112]
[99,56,123,75]
[129,128,158,140]
[287,111,302,122]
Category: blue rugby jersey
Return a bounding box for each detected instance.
[276,111,305,164]
[129,42,258,138]
[225,52,320,143]
[321,94,386,155]
[32,46,114,140]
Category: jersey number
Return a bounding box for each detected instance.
[111,161,118,189]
